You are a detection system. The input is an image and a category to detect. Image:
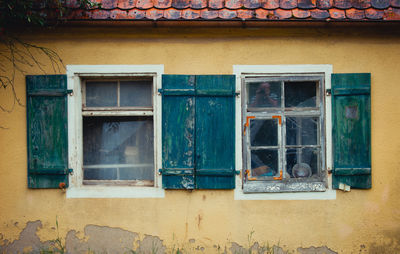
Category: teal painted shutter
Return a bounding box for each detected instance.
[27,75,70,188]
[161,75,236,189]
[195,75,235,189]
[161,75,196,189]
[332,73,371,189]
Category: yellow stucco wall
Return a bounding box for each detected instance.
[0,25,399,253]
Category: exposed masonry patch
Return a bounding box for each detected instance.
[0,220,345,254]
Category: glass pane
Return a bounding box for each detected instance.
[250,149,278,178]
[250,119,278,146]
[286,148,319,178]
[86,81,117,107]
[247,81,281,108]
[84,168,117,180]
[286,117,318,146]
[284,81,317,108]
[83,116,154,181]
[120,81,152,107]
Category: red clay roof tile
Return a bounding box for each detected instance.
[164,8,182,18]
[201,9,220,18]
[365,7,384,17]
[182,9,202,18]
[391,0,400,7]
[209,0,225,9]
[351,0,371,9]
[154,0,172,8]
[100,0,119,9]
[274,8,293,17]
[225,0,244,9]
[334,0,351,8]
[255,9,275,18]
[110,9,130,18]
[261,0,280,9]
[136,0,154,9]
[298,0,317,9]
[146,8,164,19]
[244,0,262,9]
[172,0,191,8]
[293,8,311,17]
[237,9,255,18]
[317,0,333,8]
[219,9,238,18]
[310,8,330,17]
[90,9,111,18]
[191,0,208,9]
[346,8,365,18]
[128,9,146,18]
[118,0,136,9]
[280,0,297,9]
[371,0,390,9]
[329,8,346,17]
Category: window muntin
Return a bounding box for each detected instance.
[82,79,155,186]
[243,75,325,192]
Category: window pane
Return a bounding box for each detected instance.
[286,148,319,178]
[250,119,278,146]
[120,81,152,107]
[247,81,281,108]
[84,168,117,180]
[284,81,317,108]
[83,116,154,181]
[86,81,117,107]
[250,149,278,178]
[286,117,318,146]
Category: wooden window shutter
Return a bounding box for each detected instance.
[27,75,70,188]
[161,75,236,189]
[331,73,371,189]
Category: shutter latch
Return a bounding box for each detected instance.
[66,89,73,96]
[326,89,331,96]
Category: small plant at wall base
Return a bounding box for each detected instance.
[0,0,99,115]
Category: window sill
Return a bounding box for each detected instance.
[66,185,165,199]
[243,180,326,193]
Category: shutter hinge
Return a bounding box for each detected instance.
[158,168,163,175]
[235,170,240,175]
[67,89,73,95]
[235,92,240,96]
[326,89,332,96]
[68,168,74,175]
[158,88,163,95]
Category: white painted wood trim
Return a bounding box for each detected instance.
[66,65,165,198]
[233,65,336,200]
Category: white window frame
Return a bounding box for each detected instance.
[233,65,336,200]
[66,65,165,198]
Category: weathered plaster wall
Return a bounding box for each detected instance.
[0,26,399,253]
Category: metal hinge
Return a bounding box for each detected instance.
[326,89,332,96]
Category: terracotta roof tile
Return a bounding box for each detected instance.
[209,0,225,9]
[201,9,220,18]
[329,7,346,17]
[371,0,390,8]
[346,8,365,18]
[391,0,400,7]
[118,0,136,9]
[261,0,280,9]
[293,8,311,17]
[128,9,146,18]
[255,9,276,18]
[99,0,119,9]
[310,8,331,17]
[225,0,244,9]
[136,0,154,9]
[317,0,333,8]
[334,0,351,8]
[219,9,238,18]
[154,0,172,8]
[351,0,371,9]
[280,0,297,9]
[172,0,191,9]
[146,8,164,19]
[237,9,255,18]
[110,9,130,18]
[298,0,317,9]
[191,0,208,9]
[244,0,262,8]
[182,9,202,18]
[365,7,384,17]
[164,8,182,18]
[274,8,293,17]
[90,9,111,18]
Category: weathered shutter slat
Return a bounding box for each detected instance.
[27,75,69,189]
[332,73,371,189]
[195,75,236,189]
[161,75,195,189]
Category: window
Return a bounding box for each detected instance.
[66,65,164,198]
[242,75,326,193]
[82,78,154,186]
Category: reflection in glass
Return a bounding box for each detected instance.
[251,149,278,178]
[86,81,118,107]
[286,148,319,178]
[284,81,317,108]
[83,116,154,181]
[120,81,152,107]
[250,119,278,146]
[286,117,318,146]
[247,82,281,108]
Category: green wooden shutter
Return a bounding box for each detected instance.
[161,75,236,189]
[27,75,70,188]
[332,73,371,189]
